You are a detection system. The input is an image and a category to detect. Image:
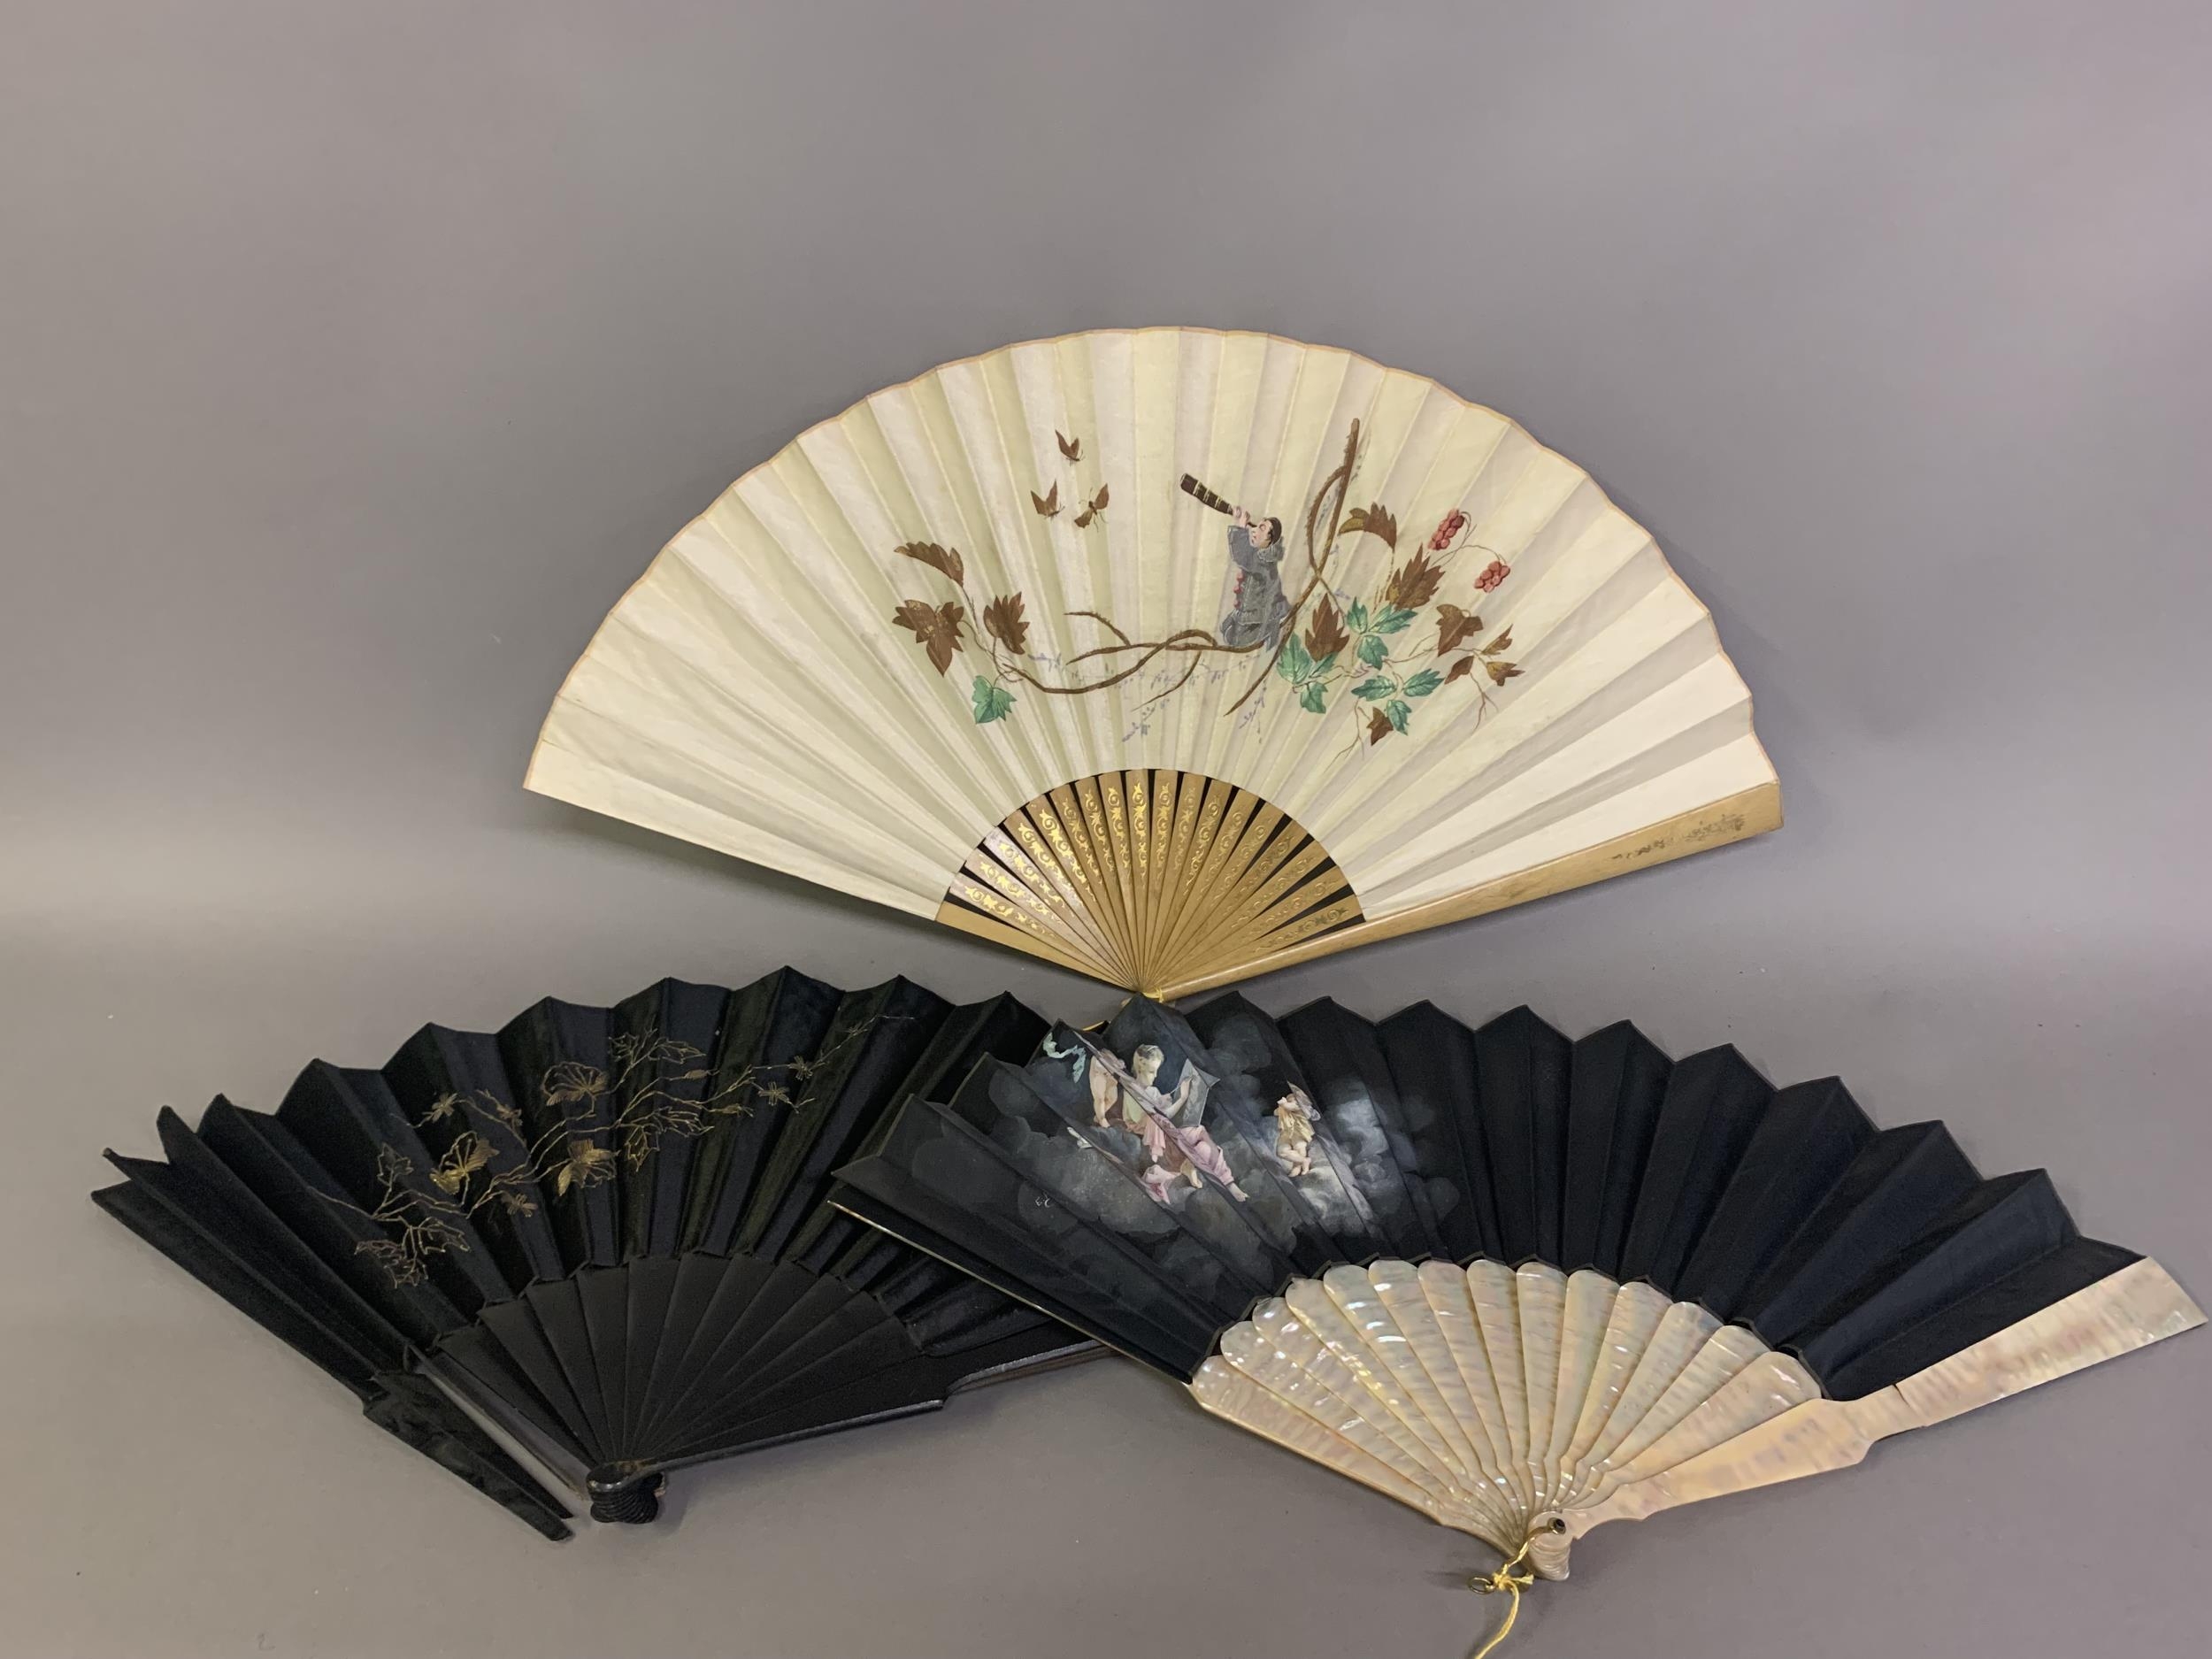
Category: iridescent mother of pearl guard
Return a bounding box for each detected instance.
[1190,1256,2200,1586]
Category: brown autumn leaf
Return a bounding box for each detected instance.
[892,598,965,674]
[983,591,1030,654]
[1384,549,1444,611]
[1435,603,1482,656]
[1340,502,1399,548]
[1481,627,1514,657]
[1031,481,1059,517]
[1056,429,1081,461]
[1486,659,1523,687]
[1303,595,1352,663]
[1446,656,1475,685]
[895,541,964,588]
[1367,707,1395,744]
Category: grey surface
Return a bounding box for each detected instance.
[4,3,2208,1655]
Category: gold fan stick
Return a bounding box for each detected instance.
[1148,771,1185,964]
[1152,771,1202,959]
[1019,798,1103,917]
[1053,783,1138,979]
[1228,889,1363,969]
[1125,772,1158,974]
[936,888,1111,981]
[1181,867,1351,986]
[1154,783,1786,1001]
[1467,1536,1539,1659]
[1141,772,1183,977]
[1007,795,1125,985]
[1155,803,1291,981]
[1141,779,1230,982]
[1152,781,1260,970]
[1071,777,1136,963]
[990,824,1120,970]
[1185,810,1305,941]
[948,856,1095,972]
[969,834,1120,977]
[1155,793,1288,968]
[1224,841,1351,943]
[1008,801,1139,984]
[1095,773,1144,976]
[1176,824,1356,983]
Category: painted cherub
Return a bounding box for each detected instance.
[1088,1041,1248,1202]
[1271,1084,1318,1178]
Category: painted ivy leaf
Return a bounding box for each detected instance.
[1481,627,1515,657]
[895,541,964,588]
[1340,502,1399,548]
[1371,604,1416,635]
[983,591,1031,654]
[972,675,1016,724]
[1385,699,1412,734]
[1346,599,1369,632]
[1298,680,1329,715]
[1356,631,1390,670]
[1486,659,1523,687]
[1350,675,1394,702]
[1366,707,1394,744]
[1276,634,1314,683]
[1383,549,1444,611]
[893,599,965,674]
[1303,595,1351,663]
[1402,667,1444,698]
[1310,651,1338,678]
[1436,603,1482,656]
[1446,656,1476,685]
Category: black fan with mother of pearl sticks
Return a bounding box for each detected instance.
[95,969,1094,1535]
[829,991,2200,1638]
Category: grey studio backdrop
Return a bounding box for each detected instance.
[4,4,2207,1656]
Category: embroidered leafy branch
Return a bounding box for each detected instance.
[326,1018,884,1286]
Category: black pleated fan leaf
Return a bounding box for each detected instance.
[96,971,1093,1536]
[829,993,2153,1398]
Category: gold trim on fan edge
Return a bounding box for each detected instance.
[936,777,1781,995]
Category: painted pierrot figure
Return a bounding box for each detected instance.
[1219,507,1290,649]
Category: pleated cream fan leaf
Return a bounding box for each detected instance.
[528,329,1779,994]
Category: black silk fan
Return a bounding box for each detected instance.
[95,971,1093,1536]
[830,994,2199,1598]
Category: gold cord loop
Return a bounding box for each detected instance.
[1465,1536,1538,1659]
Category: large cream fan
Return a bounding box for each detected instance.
[529,329,1779,994]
